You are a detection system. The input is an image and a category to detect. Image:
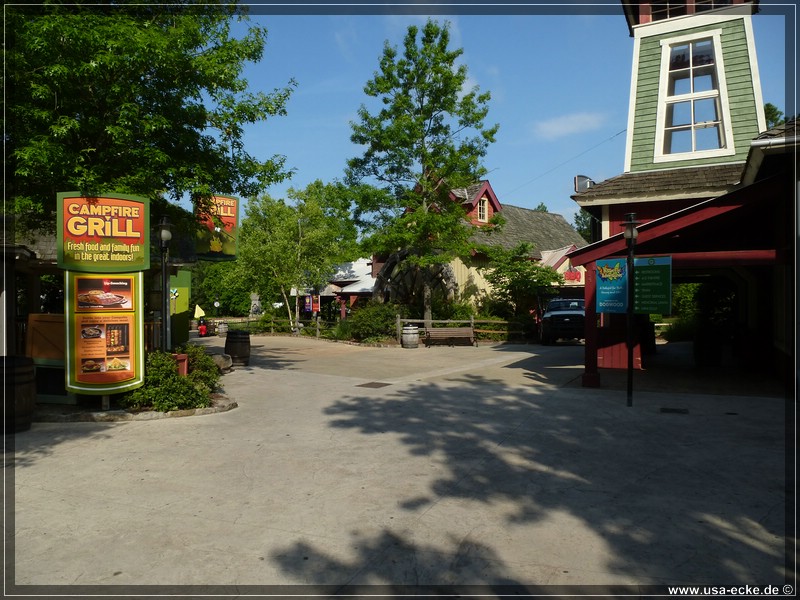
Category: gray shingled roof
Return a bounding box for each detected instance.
[754,117,797,141]
[451,183,485,203]
[473,204,587,259]
[571,163,744,202]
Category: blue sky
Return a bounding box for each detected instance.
[235,5,790,224]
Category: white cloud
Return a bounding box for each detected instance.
[532,112,608,140]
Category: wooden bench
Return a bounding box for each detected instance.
[423,327,476,347]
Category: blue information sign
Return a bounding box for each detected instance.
[596,259,628,313]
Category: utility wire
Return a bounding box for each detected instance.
[501,128,627,197]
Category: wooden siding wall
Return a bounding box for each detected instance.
[451,256,492,303]
[629,18,761,172]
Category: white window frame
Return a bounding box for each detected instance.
[477,197,488,222]
[654,29,735,163]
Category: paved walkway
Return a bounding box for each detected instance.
[8,335,791,596]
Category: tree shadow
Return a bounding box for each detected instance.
[269,374,787,588]
[8,423,115,470]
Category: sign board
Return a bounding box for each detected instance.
[64,271,145,394]
[595,259,628,313]
[633,256,672,314]
[196,195,238,260]
[57,192,149,272]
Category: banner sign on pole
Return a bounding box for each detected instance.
[596,259,628,314]
[196,195,238,261]
[633,256,672,314]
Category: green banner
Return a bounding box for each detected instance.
[634,256,672,314]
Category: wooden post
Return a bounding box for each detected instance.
[396,314,402,344]
[583,261,601,387]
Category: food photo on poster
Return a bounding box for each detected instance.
[73,308,135,384]
[75,276,132,309]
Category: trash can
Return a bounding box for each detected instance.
[224,330,251,366]
[3,356,36,433]
[401,325,419,349]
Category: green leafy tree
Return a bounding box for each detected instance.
[235,181,359,329]
[479,243,563,317]
[190,261,252,317]
[533,202,549,212]
[346,19,498,326]
[573,209,594,243]
[764,103,785,128]
[6,3,295,233]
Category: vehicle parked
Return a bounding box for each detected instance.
[540,298,585,344]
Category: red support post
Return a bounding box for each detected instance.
[582,261,601,387]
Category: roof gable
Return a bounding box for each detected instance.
[450,180,502,213]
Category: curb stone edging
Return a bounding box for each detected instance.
[32,396,238,423]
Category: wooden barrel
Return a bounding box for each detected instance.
[224,330,251,366]
[217,322,229,337]
[401,325,419,349]
[4,356,36,433]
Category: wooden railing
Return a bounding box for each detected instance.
[396,316,526,344]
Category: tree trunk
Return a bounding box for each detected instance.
[280,287,294,331]
[423,270,433,328]
[294,292,301,335]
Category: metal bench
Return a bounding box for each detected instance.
[423,327,477,347]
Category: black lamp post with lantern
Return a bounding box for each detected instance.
[622,212,640,407]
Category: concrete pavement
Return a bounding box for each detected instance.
[7,335,791,596]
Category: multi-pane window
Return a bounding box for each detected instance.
[655,31,734,161]
[477,197,488,222]
[650,1,732,22]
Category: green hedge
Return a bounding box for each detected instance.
[119,344,220,412]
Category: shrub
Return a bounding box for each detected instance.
[327,318,354,341]
[348,301,399,342]
[180,343,221,394]
[119,349,213,412]
[661,318,697,342]
[432,299,475,321]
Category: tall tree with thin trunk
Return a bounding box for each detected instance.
[346,19,498,325]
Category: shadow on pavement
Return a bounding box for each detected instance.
[269,372,787,587]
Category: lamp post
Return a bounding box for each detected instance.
[622,213,640,407]
[159,216,172,352]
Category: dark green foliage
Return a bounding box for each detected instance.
[191,261,252,317]
[661,318,697,342]
[764,102,785,128]
[346,19,498,324]
[672,283,700,320]
[119,348,216,412]
[348,302,401,342]
[478,243,563,317]
[7,3,294,234]
[181,343,221,395]
[573,209,594,243]
[432,300,475,321]
[328,319,354,341]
